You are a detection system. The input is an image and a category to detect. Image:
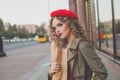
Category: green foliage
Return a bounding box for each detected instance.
[0,18,5,37]
[3,24,16,39]
[4,30,14,39]
[0,29,5,37]
[0,18,4,31]
[115,21,120,34]
[0,18,46,39]
[36,22,47,35]
[1,23,33,39]
[99,23,105,33]
[100,23,112,34]
[16,27,30,38]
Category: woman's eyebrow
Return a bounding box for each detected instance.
[56,22,62,26]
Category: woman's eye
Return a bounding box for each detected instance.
[58,23,63,27]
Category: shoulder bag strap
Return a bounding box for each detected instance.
[70,38,84,80]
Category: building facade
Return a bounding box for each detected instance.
[4,23,38,34]
[16,24,38,34]
[69,0,120,61]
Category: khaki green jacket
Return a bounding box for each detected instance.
[68,37,108,80]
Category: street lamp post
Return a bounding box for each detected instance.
[0,37,6,57]
[111,0,117,60]
[96,0,101,50]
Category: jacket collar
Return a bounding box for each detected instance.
[70,37,82,50]
[67,37,82,61]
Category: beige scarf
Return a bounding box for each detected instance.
[51,41,67,80]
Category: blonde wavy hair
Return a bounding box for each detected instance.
[49,16,86,48]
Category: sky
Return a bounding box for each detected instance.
[0,0,69,25]
[97,0,120,22]
[1,0,120,26]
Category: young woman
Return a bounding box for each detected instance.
[48,9,108,80]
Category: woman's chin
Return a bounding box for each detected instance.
[59,36,64,39]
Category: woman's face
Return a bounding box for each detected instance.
[52,18,72,39]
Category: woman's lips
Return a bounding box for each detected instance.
[58,33,62,36]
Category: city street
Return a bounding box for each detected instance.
[0,42,120,80]
[0,42,51,80]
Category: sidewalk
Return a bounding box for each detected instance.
[19,50,120,80]
[96,50,120,80]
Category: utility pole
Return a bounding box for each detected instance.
[0,36,6,57]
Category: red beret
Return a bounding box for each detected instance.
[50,9,78,20]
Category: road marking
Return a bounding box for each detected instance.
[41,63,51,67]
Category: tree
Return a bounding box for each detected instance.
[0,18,4,30]
[10,24,17,37]
[115,21,120,34]
[4,30,14,39]
[99,23,105,33]
[0,18,6,57]
[4,23,15,39]
[0,18,4,37]
[0,29,4,37]
[17,27,30,38]
[36,22,47,35]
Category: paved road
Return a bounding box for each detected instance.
[0,42,51,80]
[3,41,39,51]
[0,42,120,80]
